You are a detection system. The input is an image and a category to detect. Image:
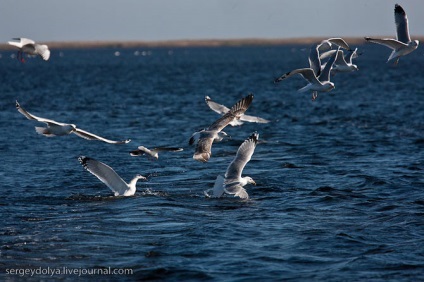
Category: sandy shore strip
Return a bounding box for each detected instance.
[2,36,416,50]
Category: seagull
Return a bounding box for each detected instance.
[130,146,183,160]
[8,38,50,62]
[205,132,259,199]
[190,93,253,162]
[204,96,269,126]
[78,156,146,196]
[275,46,340,100]
[365,4,419,65]
[16,101,130,144]
[320,48,359,73]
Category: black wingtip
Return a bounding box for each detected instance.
[394,4,405,15]
[78,156,89,168]
[249,132,259,143]
[15,100,20,108]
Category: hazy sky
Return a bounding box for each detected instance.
[1,0,423,42]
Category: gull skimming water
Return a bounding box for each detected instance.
[205,132,259,199]
[79,156,146,196]
[130,146,183,160]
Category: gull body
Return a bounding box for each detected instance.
[365,4,419,65]
[320,48,359,73]
[130,146,183,160]
[16,101,130,144]
[79,156,146,196]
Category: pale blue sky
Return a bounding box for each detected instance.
[1,0,423,42]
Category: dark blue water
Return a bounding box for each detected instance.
[0,44,423,281]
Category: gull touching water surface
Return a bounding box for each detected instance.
[79,156,146,196]
[205,132,259,199]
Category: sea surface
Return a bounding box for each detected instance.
[0,44,423,281]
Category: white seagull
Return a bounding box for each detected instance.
[204,96,269,126]
[205,132,259,199]
[130,146,183,160]
[365,4,419,65]
[275,46,340,100]
[190,94,253,162]
[16,101,130,144]
[8,38,50,62]
[320,48,359,73]
[79,156,146,196]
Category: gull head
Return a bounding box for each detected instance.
[411,40,419,48]
[243,176,256,186]
[135,174,147,181]
[216,131,228,142]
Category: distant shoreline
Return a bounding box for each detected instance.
[0,37,410,50]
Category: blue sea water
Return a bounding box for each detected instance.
[0,44,423,281]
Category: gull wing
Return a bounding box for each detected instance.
[8,38,35,48]
[345,48,358,64]
[224,184,249,199]
[280,68,320,85]
[327,38,351,50]
[394,4,411,44]
[153,147,184,152]
[73,128,130,144]
[79,156,129,196]
[364,37,407,50]
[308,44,321,77]
[16,101,66,126]
[318,47,339,82]
[35,44,50,61]
[240,114,270,124]
[208,94,253,132]
[225,132,259,183]
[205,96,230,115]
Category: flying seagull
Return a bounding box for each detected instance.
[130,146,183,160]
[365,4,419,65]
[275,46,340,100]
[190,93,253,162]
[205,132,259,199]
[8,38,50,62]
[16,101,130,144]
[320,48,359,73]
[204,96,269,126]
[79,156,146,196]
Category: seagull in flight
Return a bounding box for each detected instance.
[8,38,50,62]
[365,4,419,65]
[16,101,130,144]
[190,94,253,162]
[320,48,359,73]
[205,132,259,199]
[204,96,269,126]
[79,156,146,196]
[275,45,340,100]
[130,146,183,160]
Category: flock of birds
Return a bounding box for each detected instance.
[13,4,419,199]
